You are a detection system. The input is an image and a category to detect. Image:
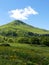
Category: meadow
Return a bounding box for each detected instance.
[0,43,49,65]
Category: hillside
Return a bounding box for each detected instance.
[0,20,49,37]
[0,20,49,65]
[0,43,49,65]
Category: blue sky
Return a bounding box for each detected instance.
[0,0,49,30]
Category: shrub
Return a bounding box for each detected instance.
[0,36,4,43]
[29,36,40,45]
[18,37,30,44]
[0,43,10,46]
[8,38,14,43]
[40,36,49,46]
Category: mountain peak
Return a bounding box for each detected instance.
[11,20,26,25]
[1,20,49,35]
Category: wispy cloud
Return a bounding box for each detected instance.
[9,6,38,20]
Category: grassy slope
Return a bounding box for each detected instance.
[0,20,49,65]
[0,20,49,34]
[0,43,49,65]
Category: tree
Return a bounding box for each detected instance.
[29,36,40,45]
[18,37,29,44]
[8,38,14,43]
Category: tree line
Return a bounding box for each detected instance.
[0,35,49,46]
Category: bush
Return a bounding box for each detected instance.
[0,43,10,46]
[40,36,49,46]
[8,38,14,43]
[0,36,4,43]
[42,38,49,46]
[29,36,40,45]
[18,37,30,44]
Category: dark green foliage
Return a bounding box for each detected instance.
[0,36,4,43]
[0,43,10,46]
[28,32,34,36]
[29,36,40,45]
[1,30,17,37]
[0,35,49,46]
[40,36,49,46]
[8,38,14,43]
[18,37,30,44]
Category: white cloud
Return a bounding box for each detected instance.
[9,6,38,20]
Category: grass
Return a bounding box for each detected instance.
[0,20,49,35]
[0,43,49,65]
[0,20,49,65]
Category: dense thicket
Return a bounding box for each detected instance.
[0,35,49,46]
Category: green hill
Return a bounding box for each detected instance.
[0,20,49,37]
[0,20,49,44]
[0,20,49,65]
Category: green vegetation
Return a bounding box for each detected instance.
[0,20,49,37]
[0,20,49,65]
[0,35,49,46]
[0,20,49,46]
[0,43,49,65]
